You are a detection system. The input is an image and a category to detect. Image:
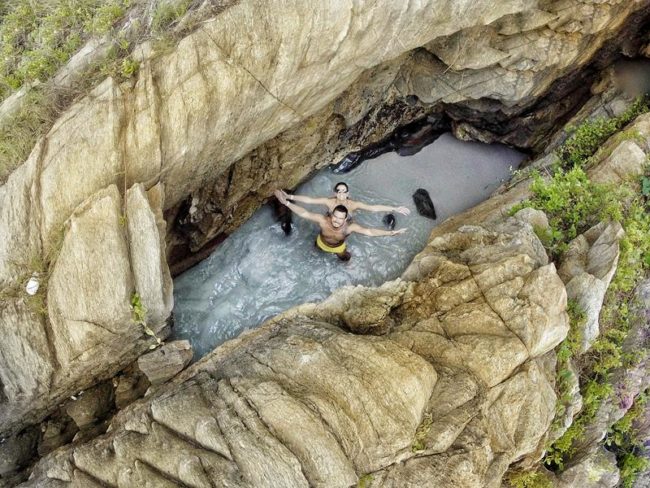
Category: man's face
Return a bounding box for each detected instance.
[330,210,347,228]
[335,186,348,201]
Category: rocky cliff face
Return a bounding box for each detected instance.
[0,0,649,482]
[18,207,570,488]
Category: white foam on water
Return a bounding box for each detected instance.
[172,133,526,358]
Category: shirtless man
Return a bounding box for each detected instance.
[276,182,411,216]
[274,190,406,261]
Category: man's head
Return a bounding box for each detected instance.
[330,205,349,228]
[334,182,349,201]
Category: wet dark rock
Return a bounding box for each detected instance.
[413,188,437,220]
[397,124,442,156]
[332,151,363,173]
[0,429,38,476]
[383,213,396,230]
[37,417,77,457]
[271,194,293,235]
[332,118,447,173]
[114,368,150,410]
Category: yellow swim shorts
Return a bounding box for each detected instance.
[316,234,346,254]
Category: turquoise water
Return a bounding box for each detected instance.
[172,133,525,358]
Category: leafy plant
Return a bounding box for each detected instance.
[505,470,553,488]
[119,56,139,79]
[606,391,649,488]
[152,0,191,33]
[557,97,649,170]
[510,168,623,259]
[130,291,161,349]
[411,412,432,452]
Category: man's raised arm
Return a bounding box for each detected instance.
[274,190,323,223]
[353,201,411,215]
[277,190,331,207]
[348,223,407,237]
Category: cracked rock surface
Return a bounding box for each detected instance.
[20,214,568,487]
[0,0,646,439]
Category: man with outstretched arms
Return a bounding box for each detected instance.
[274,190,406,261]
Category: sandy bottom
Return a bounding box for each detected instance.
[172,133,526,359]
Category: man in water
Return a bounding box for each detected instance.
[274,190,406,261]
[276,182,411,217]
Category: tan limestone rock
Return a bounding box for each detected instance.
[590,139,647,184]
[47,185,133,372]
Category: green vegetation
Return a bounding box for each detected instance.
[0,86,58,182]
[0,0,130,99]
[546,299,585,446]
[511,100,650,475]
[504,470,553,488]
[557,97,649,170]
[606,391,649,488]
[130,291,162,349]
[357,474,374,488]
[411,412,432,452]
[0,0,133,182]
[511,167,623,259]
[119,56,139,79]
[152,0,191,33]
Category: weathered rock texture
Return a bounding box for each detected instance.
[0,0,649,467]
[559,221,624,352]
[136,340,192,385]
[0,182,172,436]
[19,211,569,487]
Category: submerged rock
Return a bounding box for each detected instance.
[412,188,437,219]
[383,213,396,230]
[271,195,293,235]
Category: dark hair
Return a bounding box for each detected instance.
[334,182,348,193]
[332,205,349,217]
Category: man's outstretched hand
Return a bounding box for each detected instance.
[274,189,288,205]
[394,206,411,215]
[392,228,407,236]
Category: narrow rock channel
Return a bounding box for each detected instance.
[173,133,525,358]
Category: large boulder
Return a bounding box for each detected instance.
[0,182,173,436]
[22,321,436,488]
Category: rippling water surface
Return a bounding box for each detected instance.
[172,133,525,358]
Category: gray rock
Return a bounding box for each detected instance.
[513,207,550,232]
[64,382,114,430]
[558,447,620,488]
[37,418,77,457]
[113,370,149,410]
[126,184,173,328]
[0,0,647,441]
[559,221,624,352]
[0,429,38,476]
[590,139,647,184]
[137,340,193,385]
